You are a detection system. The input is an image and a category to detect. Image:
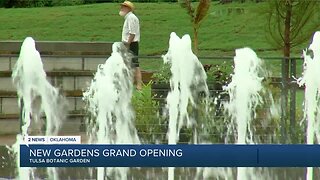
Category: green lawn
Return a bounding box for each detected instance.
[0,2,313,55]
[0,2,313,73]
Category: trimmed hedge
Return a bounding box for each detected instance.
[0,0,178,8]
[0,0,102,8]
[0,0,265,8]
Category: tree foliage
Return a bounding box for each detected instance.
[266,0,320,57]
[179,0,211,54]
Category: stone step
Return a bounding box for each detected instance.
[0,90,84,97]
[0,95,86,114]
[0,41,112,55]
[0,112,86,135]
[0,111,85,120]
[0,71,94,92]
[0,69,154,92]
[0,56,107,71]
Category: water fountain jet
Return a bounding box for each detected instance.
[224,47,264,180]
[10,37,67,180]
[297,31,320,180]
[162,32,209,180]
[83,42,140,180]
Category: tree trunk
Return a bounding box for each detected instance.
[280,1,292,143]
[284,1,292,58]
[193,26,199,55]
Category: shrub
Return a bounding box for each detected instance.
[151,63,171,84]
[0,0,52,8]
[51,0,84,6]
[132,82,167,143]
[0,0,86,8]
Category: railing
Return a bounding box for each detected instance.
[124,55,303,143]
[0,47,304,143]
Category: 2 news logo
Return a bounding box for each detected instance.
[22,135,81,144]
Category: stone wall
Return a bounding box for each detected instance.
[0,41,113,135]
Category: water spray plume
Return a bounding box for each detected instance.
[83,42,140,180]
[163,32,209,180]
[10,37,67,180]
[224,47,263,180]
[297,31,320,180]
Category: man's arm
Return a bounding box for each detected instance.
[127,33,135,45]
[124,34,135,48]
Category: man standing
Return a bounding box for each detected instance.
[119,1,142,90]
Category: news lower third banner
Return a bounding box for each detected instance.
[20,144,320,167]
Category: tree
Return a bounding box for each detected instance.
[267,0,320,143]
[179,0,211,54]
[267,0,320,58]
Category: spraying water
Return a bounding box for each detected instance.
[83,42,140,180]
[10,37,67,180]
[163,32,209,180]
[224,47,263,180]
[297,31,320,180]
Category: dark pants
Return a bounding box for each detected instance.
[129,41,139,67]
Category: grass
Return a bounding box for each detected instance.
[0,2,314,55]
[0,2,314,73]
[0,3,192,55]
